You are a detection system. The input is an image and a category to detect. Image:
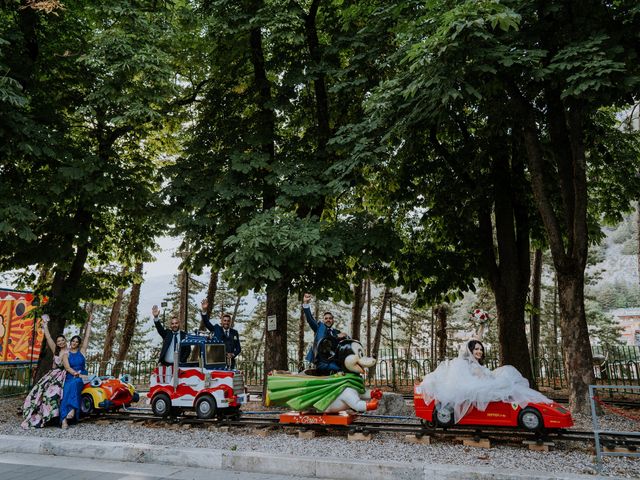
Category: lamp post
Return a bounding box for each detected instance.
[389,292,396,391]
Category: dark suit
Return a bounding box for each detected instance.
[154,318,190,366]
[303,305,343,374]
[201,313,241,369]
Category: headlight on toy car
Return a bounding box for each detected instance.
[120,374,131,384]
[90,376,102,387]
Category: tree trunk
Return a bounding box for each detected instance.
[366,279,371,356]
[552,274,559,355]
[113,263,143,376]
[530,249,542,362]
[494,285,535,385]
[515,93,594,412]
[178,269,188,331]
[351,280,364,340]
[478,142,534,385]
[231,294,241,327]
[100,269,128,375]
[557,271,594,412]
[368,287,390,377]
[200,269,218,330]
[264,277,289,399]
[637,200,639,287]
[435,305,448,362]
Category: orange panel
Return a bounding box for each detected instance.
[0,290,45,362]
[279,411,356,425]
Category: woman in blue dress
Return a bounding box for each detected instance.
[60,327,89,429]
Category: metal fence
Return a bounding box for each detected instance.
[590,384,640,473]
[2,344,638,397]
[0,362,34,398]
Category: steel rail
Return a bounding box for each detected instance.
[81,409,640,449]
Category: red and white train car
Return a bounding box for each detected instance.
[149,334,248,419]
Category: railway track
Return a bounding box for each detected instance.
[83,408,640,450]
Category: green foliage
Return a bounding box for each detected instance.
[166,0,403,305]
[0,0,184,321]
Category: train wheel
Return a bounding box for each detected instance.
[151,393,171,417]
[518,407,543,432]
[80,394,94,416]
[225,406,241,420]
[195,395,217,420]
[420,419,436,429]
[434,406,454,428]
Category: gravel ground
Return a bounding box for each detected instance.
[2,396,638,478]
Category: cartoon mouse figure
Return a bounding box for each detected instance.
[322,339,381,413]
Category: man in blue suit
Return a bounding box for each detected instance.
[200,299,242,369]
[302,293,347,375]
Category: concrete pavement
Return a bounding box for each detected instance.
[0,452,314,480]
[0,434,613,480]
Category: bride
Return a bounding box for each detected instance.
[417,310,551,423]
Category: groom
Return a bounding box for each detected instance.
[200,299,242,369]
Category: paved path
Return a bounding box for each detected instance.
[0,434,615,480]
[0,452,319,480]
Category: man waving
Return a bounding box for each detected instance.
[200,299,242,369]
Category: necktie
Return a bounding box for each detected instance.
[173,333,178,352]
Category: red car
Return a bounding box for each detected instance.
[414,386,573,432]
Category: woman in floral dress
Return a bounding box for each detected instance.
[21,314,67,429]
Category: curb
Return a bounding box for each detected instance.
[0,435,609,480]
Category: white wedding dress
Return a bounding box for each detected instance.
[417,343,551,423]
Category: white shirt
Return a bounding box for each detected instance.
[164,332,178,364]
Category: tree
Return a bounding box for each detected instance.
[165,0,402,391]
[350,0,640,412]
[113,262,143,376]
[99,267,128,374]
[530,249,543,360]
[0,1,181,380]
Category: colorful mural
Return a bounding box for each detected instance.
[0,289,44,362]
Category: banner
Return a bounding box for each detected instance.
[0,289,44,362]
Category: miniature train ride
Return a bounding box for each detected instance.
[105,333,574,435]
[149,333,248,419]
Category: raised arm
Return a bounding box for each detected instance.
[152,305,166,336]
[40,314,56,353]
[302,293,319,332]
[200,299,217,333]
[80,311,92,356]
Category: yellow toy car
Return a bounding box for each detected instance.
[80,374,139,415]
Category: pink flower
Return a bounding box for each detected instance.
[45,385,58,397]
